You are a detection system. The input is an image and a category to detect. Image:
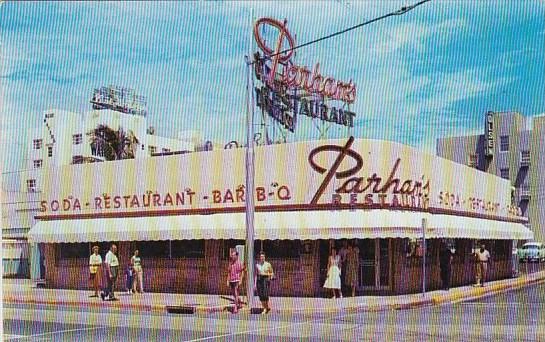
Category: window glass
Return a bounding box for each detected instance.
[26,179,36,192]
[136,241,170,258]
[171,240,205,258]
[58,243,88,259]
[72,134,82,145]
[500,135,509,152]
[257,240,302,259]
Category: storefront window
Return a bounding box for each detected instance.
[261,240,302,259]
[222,240,302,259]
[405,238,434,267]
[58,243,88,259]
[171,240,205,258]
[136,241,170,258]
[90,241,116,257]
[471,240,509,260]
[222,239,245,259]
[495,241,510,260]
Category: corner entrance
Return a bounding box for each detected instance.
[359,239,391,291]
[319,239,391,295]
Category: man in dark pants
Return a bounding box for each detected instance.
[439,243,454,291]
[101,244,119,301]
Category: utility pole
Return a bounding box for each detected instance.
[422,217,427,296]
[244,7,256,311]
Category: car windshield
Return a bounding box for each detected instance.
[522,245,539,250]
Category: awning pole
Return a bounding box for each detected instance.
[422,217,427,297]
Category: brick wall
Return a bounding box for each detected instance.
[43,240,323,296]
[42,239,513,296]
[392,239,513,294]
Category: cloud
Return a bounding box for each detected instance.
[0,1,543,172]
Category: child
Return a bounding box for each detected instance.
[125,264,134,294]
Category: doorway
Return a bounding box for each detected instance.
[359,239,391,291]
[319,239,391,293]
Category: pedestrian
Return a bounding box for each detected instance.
[345,243,360,297]
[475,243,491,287]
[323,248,342,299]
[89,245,102,297]
[227,250,245,313]
[255,251,274,314]
[125,264,134,295]
[439,243,454,290]
[131,249,144,294]
[338,240,349,295]
[101,243,119,301]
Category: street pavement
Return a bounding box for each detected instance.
[3,282,545,341]
[4,265,545,315]
[3,264,544,341]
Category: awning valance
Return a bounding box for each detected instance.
[28,210,533,243]
[427,214,532,240]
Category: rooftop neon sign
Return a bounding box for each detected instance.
[253,17,357,104]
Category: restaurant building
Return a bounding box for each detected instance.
[28,137,531,296]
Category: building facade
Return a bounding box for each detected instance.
[437,112,545,242]
[2,101,196,280]
[1,189,42,278]
[23,108,195,194]
[28,137,531,296]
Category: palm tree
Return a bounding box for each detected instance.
[87,124,140,161]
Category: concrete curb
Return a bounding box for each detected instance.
[438,274,545,306]
[4,296,164,313]
[4,272,545,315]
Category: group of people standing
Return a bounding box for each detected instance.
[438,242,491,291]
[323,241,360,298]
[227,250,274,314]
[88,244,144,301]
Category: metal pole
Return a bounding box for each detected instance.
[422,217,427,296]
[244,7,256,311]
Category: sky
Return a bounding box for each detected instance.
[1,1,544,173]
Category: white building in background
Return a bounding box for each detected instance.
[22,107,195,193]
[3,86,201,280]
[437,112,545,242]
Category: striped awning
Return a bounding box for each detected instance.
[28,209,533,243]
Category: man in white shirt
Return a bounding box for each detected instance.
[475,244,491,287]
[101,244,119,301]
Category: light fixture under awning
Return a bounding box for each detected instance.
[28,209,533,243]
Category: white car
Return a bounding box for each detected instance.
[518,242,545,263]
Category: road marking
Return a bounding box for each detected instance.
[185,310,362,342]
[6,327,104,340]
[460,302,533,306]
[4,334,27,340]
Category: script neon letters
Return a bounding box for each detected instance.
[253,17,357,104]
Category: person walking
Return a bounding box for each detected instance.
[131,249,144,294]
[475,244,491,287]
[439,243,454,290]
[255,251,274,314]
[323,248,342,299]
[345,243,360,297]
[227,250,245,314]
[101,243,119,301]
[89,245,102,297]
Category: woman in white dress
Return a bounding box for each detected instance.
[323,248,342,298]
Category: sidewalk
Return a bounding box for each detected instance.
[3,270,545,315]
